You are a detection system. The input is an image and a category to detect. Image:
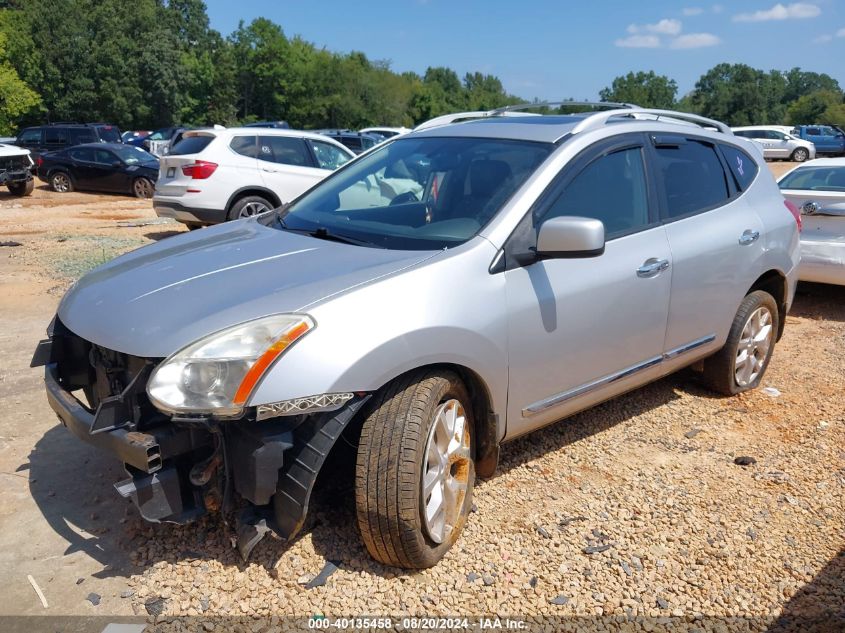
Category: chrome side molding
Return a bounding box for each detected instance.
[522,334,716,417]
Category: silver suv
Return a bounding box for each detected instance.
[35,106,800,569]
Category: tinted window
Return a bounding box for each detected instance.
[93,149,116,164]
[69,148,94,162]
[69,129,96,144]
[170,136,213,156]
[806,128,820,136]
[45,128,68,145]
[654,139,730,219]
[720,144,758,191]
[541,147,649,238]
[112,145,156,165]
[258,135,311,166]
[18,128,41,144]
[779,166,845,191]
[230,135,258,157]
[339,137,363,152]
[309,140,351,170]
[95,126,121,143]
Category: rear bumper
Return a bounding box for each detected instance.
[153,199,226,225]
[799,239,845,286]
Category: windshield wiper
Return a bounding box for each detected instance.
[307,227,385,248]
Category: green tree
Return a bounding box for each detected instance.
[0,25,40,133]
[599,71,677,109]
[688,63,786,126]
[786,90,845,126]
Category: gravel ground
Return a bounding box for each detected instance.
[2,170,843,632]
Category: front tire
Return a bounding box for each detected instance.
[7,179,34,196]
[701,290,779,395]
[133,177,154,199]
[355,370,475,569]
[791,148,809,163]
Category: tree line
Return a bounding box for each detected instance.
[0,0,843,136]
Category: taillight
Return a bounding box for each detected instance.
[181,160,217,179]
[35,156,43,168]
[784,199,802,232]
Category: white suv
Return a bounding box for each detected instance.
[732,126,815,163]
[153,128,355,227]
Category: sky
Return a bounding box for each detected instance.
[204,0,845,101]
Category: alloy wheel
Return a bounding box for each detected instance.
[52,173,70,192]
[734,306,773,387]
[238,201,270,217]
[421,399,472,544]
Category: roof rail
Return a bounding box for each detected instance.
[491,101,637,114]
[571,108,733,135]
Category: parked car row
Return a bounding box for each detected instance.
[731,124,845,162]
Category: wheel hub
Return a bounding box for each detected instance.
[420,399,471,544]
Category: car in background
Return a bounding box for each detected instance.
[153,128,355,227]
[37,143,159,198]
[732,126,815,162]
[359,126,411,140]
[791,125,845,155]
[778,158,845,285]
[0,142,35,196]
[315,129,381,154]
[244,121,290,129]
[127,126,190,156]
[15,123,122,159]
[122,130,151,143]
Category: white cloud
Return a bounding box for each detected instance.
[615,34,662,48]
[814,34,833,42]
[683,7,704,16]
[627,18,683,35]
[733,3,821,22]
[670,32,721,48]
[712,4,724,13]
[837,27,845,36]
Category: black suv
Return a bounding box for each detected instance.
[15,123,123,159]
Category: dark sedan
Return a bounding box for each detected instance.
[37,143,159,198]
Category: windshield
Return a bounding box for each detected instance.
[779,166,845,191]
[113,145,157,165]
[273,136,552,250]
[96,126,121,143]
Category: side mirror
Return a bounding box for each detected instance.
[112,160,123,168]
[536,216,605,258]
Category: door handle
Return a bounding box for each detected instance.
[636,258,670,278]
[738,230,760,245]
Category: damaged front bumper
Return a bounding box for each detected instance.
[34,323,369,557]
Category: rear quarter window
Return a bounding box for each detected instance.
[720,144,758,191]
[170,136,214,156]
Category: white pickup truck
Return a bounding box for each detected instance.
[0,142,35,196]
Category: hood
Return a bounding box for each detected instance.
[58,219,439,357]
[0,143,31,158]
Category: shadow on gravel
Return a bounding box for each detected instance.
[790,282,845,323]
[767,548,845,633]
[27,424,135,578]
[143,230,184,241]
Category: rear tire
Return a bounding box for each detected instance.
[355,370,475,569]
[790,148,809,163]
[50,171,73,193]
[7,179,34,196]
[227,195,272,220]
[701,290,779,395]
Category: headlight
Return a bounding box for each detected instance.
[147,314,314,417]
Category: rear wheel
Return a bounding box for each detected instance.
[791,147,809,162]
[132,177,154,199]
[50,171,73,193]
[701,290,778,395]
[7,179,34,196]
[355,370,475,568]
[228,195,272,220]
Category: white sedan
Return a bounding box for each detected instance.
[778,158,845,285]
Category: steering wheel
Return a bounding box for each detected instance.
[389,191,420,206]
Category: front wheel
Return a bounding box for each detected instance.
[7,179,34,196]
[701,290,779,395]
[133,177,154,199]
[355,370,475,568]
[791,148,809,163]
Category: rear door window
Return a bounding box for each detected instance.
[45,128,69,146]
[720,144,758,192]
[653,137,730,220]
[69,129,96,144]
[170,136,214,156]
[230,135,258,157]
[69,148,95,162]
[258,136,312,167]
